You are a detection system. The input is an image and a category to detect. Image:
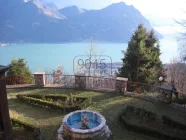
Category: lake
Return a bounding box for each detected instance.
[0,37,179,74]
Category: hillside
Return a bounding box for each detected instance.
[0,0,162,43]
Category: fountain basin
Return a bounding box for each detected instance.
[57,110,112,140]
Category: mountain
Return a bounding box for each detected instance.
[44,3,58,11]
[59,6,86,18]
[0,1,163,43]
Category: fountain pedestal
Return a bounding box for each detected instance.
[57,110,112,140]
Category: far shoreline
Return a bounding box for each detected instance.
[0,41,130,46]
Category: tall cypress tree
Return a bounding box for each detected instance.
[119,24,162,83]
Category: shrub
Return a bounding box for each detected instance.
[11,117,40,139]
[120,106,186,140]
[44,94,68,101]
[16,94,91,112]
[162,115,186,130]
[6,58,34,85]
[27,94,44,99]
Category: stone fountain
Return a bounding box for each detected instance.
[57,110,112,140]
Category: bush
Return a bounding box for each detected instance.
[162,115,186,130]
[7,58,34,85]
[27,94,44,99]
[134,86,143,94]
[119,106,186,140]
[16,94,91,112]
[11,117,40,139]
[44,94,68,101]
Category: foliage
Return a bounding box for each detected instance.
[44,94,68,101]
[118,24,162,84]
[120,106,186,140]
[155,65,167,84]
[166,58,186,94]
[7,58,33,84]
[52,66,63,84]
[11,117,40,132]
[134,86,143,94]
[16,94,91,112]
[176,18,186,62]
[120,115,186,140]
[162,115,186,130]
[8,88,186,140]
[11,117,40,139]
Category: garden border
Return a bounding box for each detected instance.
[11,117,40,139]
[16,94,91,112]
[119,106,186,140]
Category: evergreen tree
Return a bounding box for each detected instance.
[7,58,33,84]
[118,24,162,83]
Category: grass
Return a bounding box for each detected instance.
[12,127,37,140]
[7,88,186,140]
[120,106,186,139]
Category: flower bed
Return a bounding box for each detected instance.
[119,106,186,140]
[16,93,91,112]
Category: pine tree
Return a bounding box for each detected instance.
[119,24,162,84]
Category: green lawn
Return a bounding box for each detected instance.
[7,88,186,140]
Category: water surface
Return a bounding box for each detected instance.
[0,38,179,73]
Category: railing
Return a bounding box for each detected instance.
[45,74,75,87]
[127,81,186,108]
[6,74,35,85]
[85,76,116,90]
[5,74,186,108]
[6,74,116,90]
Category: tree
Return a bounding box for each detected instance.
[176,18,186,62]
[178,34,186,62]
[118,24,162,84]
[7,58,33,84]
[166,57,186,94]
[75,38,106,77]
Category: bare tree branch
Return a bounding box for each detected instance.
[84,37,105,76]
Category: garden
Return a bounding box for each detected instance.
[7,88,186,140]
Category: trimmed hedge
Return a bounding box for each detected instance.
[74,95,92,109]
[16,94,91,112]
[27,94,44,99]
[119,106,186,140]
[126,106,157,120]
[162,115,186,130]
[11,117,40,139]
[44,94,68,101]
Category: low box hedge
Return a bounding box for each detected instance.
[119,106,186,140]
[26,94,44,99]
[44,94,68,101]
[162,115,186,130]
[16,94,91,112]
[11,117,40,139]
